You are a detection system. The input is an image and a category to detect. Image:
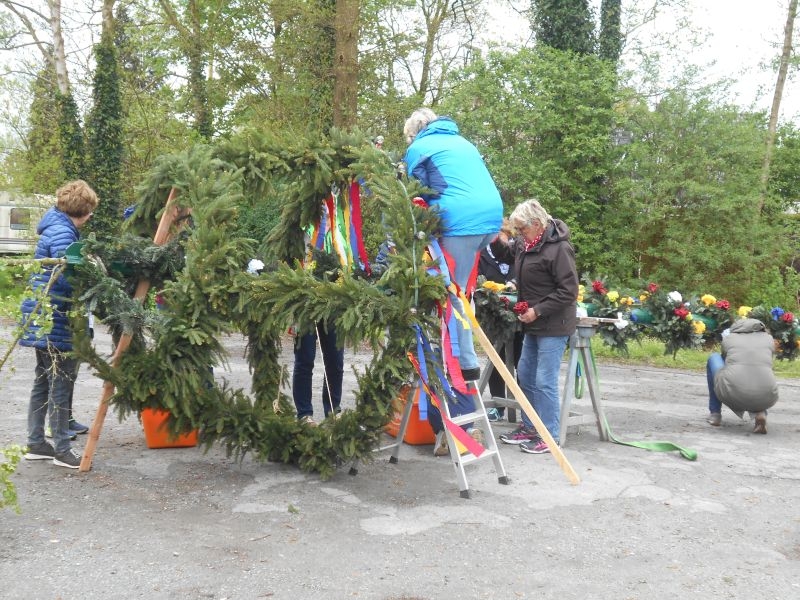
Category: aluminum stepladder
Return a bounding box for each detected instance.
[559,320,609,446]
[353,366,509,499]
[436,374,509,499]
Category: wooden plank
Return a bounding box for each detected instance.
[79,189,181,472]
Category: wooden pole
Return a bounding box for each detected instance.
[459,292,581,485]
[79,189,181,472]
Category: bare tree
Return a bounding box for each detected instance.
[757,0,798,214]
[0,0,70,92]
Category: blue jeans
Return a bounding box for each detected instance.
[292,323,344,419]
[517,334,569,442]
[27,347,78,454]
[441,233,498,370]
[707,352,724,413]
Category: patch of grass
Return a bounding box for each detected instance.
[591,335,800,379]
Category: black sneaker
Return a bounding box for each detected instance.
[461,367,480,381]
[24,441,55,460]
[499,425,539,445]
[69,419,89,435]
[53,449,82,469]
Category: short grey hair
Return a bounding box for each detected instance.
[403,108,437,144]
[510,199,550,231]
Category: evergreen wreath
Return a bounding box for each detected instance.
[70,128,449,478]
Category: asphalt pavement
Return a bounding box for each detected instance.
[1,325,799,600]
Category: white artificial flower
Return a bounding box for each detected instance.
[667,291,682,304]
[247,258,265,274]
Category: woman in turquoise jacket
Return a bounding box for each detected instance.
[403,108,503,381]
[403,109,503,455]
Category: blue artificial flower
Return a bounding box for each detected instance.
[771,306,785,321]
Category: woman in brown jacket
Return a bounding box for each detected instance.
[490,199,579,454]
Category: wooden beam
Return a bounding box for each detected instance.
[79,189,181,472]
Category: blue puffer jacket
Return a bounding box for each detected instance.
[404,117,503,236]
[19,207,80,351]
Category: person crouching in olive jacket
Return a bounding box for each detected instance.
[706,318,779,434]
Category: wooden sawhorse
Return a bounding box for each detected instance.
[559,321,609,446]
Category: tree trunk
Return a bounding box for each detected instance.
[48,0,69,94]
[102,0,115,35]
[332,0,360,129]
[757,0,798,214]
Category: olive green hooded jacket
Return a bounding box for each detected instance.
[714,318,779,412]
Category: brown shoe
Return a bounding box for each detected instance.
[707,412,721,426]
[433,431,449,456]
[753,412,767,434]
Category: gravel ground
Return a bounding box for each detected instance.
[1,325,799,600]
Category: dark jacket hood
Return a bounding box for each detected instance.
[530,218,571,251]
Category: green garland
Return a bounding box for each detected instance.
[71,128,446,478]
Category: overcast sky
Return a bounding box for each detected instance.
[488,0,800,121]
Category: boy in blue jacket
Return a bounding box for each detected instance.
[21,180,99,469]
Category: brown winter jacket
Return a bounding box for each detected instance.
[491,218,578,337]
[714,318,779,413]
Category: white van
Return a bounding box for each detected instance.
[0,192,52,254]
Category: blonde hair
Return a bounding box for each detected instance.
[403,108,437,144]
[56,180,99,217]
[510,199,549,232]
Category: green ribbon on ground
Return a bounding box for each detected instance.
[574,352,698,461]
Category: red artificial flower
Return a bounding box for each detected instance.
[781,312,794,323]
[591,280,607,294]
[513,301,529,315]
[647,282,659,293]
[715,299,730,310]
[411,197,428,209]
[500,296,510,307]
[673,307,689,319]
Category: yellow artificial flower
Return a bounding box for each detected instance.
[577,293,584,303]
[622,296,635,306]
[686,313,693,321]
[482,281,505,292]
[700,294,716,306]
[738,305,753,317]
[639,293,648,302]
[692,320,706,334]
[607,290,620,303]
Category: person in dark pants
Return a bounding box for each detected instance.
[21,180,99,469]
[292,323,344,426]
[478,220,523,422]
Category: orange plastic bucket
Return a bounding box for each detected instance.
[384,385,436,445]
[141,408,199,449]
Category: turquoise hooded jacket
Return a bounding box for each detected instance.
[404,117,503,236]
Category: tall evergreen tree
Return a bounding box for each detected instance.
[56,92,86,181]
[19,68,65,193]
[598,0,622,63]
[531,0,595,55]
[86,28,124,235]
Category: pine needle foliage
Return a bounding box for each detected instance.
[69,127,447,478]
